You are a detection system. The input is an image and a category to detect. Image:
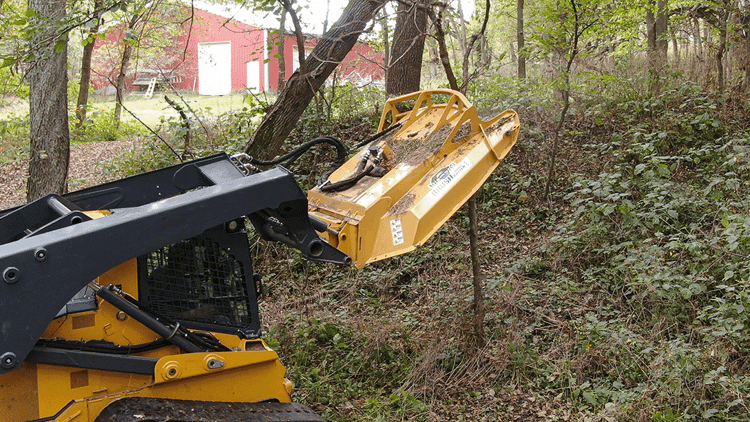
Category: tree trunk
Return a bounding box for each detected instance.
[717,27,726,92]
[432,8,459,92]
[456,0,468,60]
[461,0,490,89]
[646,0,668,93]
[655,0,668,62]
[717,4,729,92]
[508,42,517,65]
[385,0,428,97]
[322,0,330,34]
[379,9,390,82]
[743,15,750,93]
[468,195,485,347]
[430,1,489,350]
[244,0,386,160]
[113,13,141,125]
[690,17,702,81]
[113,42,133,125]
[278,10,286,91]
[76,0,103,128]
[671,29,680,69]
[543,0,582,201]
[27,0,70,201]
[517,0,526,78]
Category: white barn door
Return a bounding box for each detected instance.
[246,60,260,93]
[198,42,231,95]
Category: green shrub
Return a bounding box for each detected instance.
[72,108,145,144]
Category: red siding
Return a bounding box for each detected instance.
[91,7,384,93]
[176,8,265,92]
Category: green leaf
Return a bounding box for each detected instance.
[0,57,16,68]
[582,391,597,405]
[54,39,66,53]
[702,408,718,419]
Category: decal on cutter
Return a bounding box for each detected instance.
[390,218,404,246]
[428,157,472,198]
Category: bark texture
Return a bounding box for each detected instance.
[385,0,428,97]
[517,0,526,78]
[76,0,103,127]
[277,10,286,91]
[431,8,459,91]
[646,0,668,93]
[244,0,386,160]
[27,0,70,201]
[113,12,140,124]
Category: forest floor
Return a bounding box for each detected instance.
[0,110,594,421]
[4,86,739,421]
[0,139,144,209]
[0,139,578,421]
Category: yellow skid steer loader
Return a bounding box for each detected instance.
[0,90,519,421]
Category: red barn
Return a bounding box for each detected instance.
[92,7,384,95]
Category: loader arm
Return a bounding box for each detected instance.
[0,155,348,375]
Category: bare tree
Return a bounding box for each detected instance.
[27,0,70,201]
[430,0,492,348]
[542,0,597,201]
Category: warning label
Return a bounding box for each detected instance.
[390,218,404,246]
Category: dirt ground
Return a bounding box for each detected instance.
[0,139,143,210]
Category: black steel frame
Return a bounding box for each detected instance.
[0,153,349,374]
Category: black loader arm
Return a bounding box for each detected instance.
[0,153,349,374]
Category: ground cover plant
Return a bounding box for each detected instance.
[2,78,749,421]
[243,80,750,421]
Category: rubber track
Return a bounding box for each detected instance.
[94,397,326,422]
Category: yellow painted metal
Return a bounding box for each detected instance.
[0,89,519,421]
[308,89,520,268]
[0,260,293,421]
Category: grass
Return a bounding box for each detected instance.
[87,90,264,127]
[0,89,277,127]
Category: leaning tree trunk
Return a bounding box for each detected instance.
[27,0,70,201]
[244,0,386,160]
[386,0,428,97]
[76,0,103,128]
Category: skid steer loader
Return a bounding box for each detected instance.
[0,90,519,421]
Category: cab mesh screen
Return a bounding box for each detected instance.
[141,238,251,330]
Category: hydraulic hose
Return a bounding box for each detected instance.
[319,164,375,192]
[92,284,204,353]
[353,122,403,148]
